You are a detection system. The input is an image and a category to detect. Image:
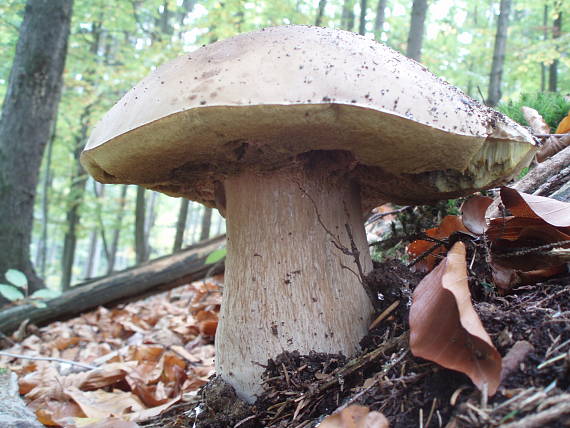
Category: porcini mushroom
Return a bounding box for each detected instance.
[81,25,536,402]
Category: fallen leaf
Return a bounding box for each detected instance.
[536,134,570,162]
[555,110,570,134]
[410,242,502,395]
[407,215,469,272]
[319,405,389,428]
[500,187,570,231]
[461,196,493,235]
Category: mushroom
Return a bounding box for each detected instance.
[81,25,536,402]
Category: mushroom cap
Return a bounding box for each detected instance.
[81,25,536,208]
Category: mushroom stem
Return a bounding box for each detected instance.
[215,152,374,402]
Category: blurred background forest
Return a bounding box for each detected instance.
[0,0,568,293]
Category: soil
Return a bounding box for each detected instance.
[142,258,570,428]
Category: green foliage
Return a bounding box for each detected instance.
[0,269,26,301]
[206,248,226,264]
[498,92,570,130]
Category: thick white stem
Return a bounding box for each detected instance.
[215,156,374,402]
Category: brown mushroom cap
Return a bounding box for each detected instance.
[81,25,536,208]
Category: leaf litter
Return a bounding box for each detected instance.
[1,190,570,427]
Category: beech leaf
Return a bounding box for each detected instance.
[500,187,570,231]
[410,242,502,395]
[461,196,493,235]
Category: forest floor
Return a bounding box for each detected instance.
[143,261,570,428]
[1,240,569,427]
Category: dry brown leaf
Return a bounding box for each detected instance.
[521,106,550,134]
[319,405,389,428]
[407,215,470,272]
[500,187,570,231]
[461,195,493,235]
[65,387,146,419]
[556,110,570,134]
[410,242,502,395]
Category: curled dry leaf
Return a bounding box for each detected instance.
[319,405,389,428]
[500,187,570,231]
[460,195,493,235]
[410,242,502,395]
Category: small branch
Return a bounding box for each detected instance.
[0,351,97,370]
[365,206,410,225]
[493,240,570,258]
[533,134,569,138]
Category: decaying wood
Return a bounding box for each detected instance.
[0,370,43,427]
[0,235,225,335]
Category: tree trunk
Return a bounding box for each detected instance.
[35,127,56,277]
[60,103,94,291]
[0,0,73,292]
[548,7,562,92]
[84,228,99,279]
[199,207,213,241]
[315,0,327,26]
[406,0,429,62]
[373,0,387,40]
[173,198,190,252]
[486,0,512,107]
[106,185,128,274]
[358,0,368,35]
[341,0,355,31]
[135,186,148,264]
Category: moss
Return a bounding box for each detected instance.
[498,92,570,131]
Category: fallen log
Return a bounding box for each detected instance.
[0,235,225,335]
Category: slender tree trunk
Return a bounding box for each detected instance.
[373,0,387,40]
[0,0,73,292]
[60,105,92,290]
[548,6,562,92]
[173,198,190,252]
[84,228,99,279]
[187,203,199,244]
[135,186,148,264]
[36,127,56,277]
[315,0,327,26]
[406,0,429,62]
[199,207,213,241]
[341,0,355,31]
[486,0,512,107]
[358,0,368,35]
[107,185,128,274]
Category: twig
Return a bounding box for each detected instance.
[365,206,410,225]
[0,351,97,370]
[369,300,400,330]
[493,240,570,258]
[533,134,569,138]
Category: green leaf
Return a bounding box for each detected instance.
[5,269,27,289]
[0,284,25,301]
[205,248,227,264]
[30,289,61,300]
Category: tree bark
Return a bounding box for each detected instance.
[0,235,226,335]
[135,186,148,264]
[406,0,429,62]
[60,103,94,291]
[173,198,190,252]
[486,0,512,107]
[106,185,128,274]
[548,7,562,92]
[373,0,387,40]
[0,0,73,292]
[341,0,355,31]
[35,127,56,277]
[199,206,213,241]
[315,0,327,26]
[358,0,368,35]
